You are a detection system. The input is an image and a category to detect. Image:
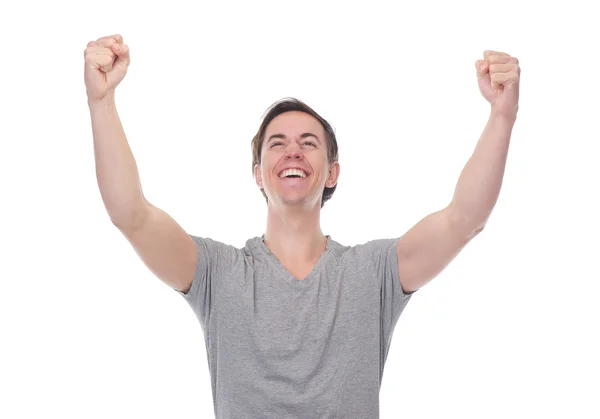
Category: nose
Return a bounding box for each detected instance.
[284,142,303,160]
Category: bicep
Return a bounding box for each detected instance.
[116,201,198,293]
[396,206,478,292]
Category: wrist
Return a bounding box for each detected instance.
[87,92,116,109]
[489,108,517,125]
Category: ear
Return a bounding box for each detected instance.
[254,163,263,188]
[325,161,340,188]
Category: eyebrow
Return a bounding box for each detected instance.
[266,132,321,145]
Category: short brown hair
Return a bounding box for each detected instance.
[251,97,339,208]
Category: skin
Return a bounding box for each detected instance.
[84,34,130,105]
[394,50,520,293]
[254,111,340,276]
[254,50,521,291]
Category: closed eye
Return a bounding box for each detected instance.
[270,141,316,148]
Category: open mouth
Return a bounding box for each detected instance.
[278,168,309,179]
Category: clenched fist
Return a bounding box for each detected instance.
[476,50,520,120]
[84,34,130,103]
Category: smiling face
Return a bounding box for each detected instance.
[254,111,340,209]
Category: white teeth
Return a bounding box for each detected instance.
[279,168,307,178]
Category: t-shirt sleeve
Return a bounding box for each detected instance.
[366,238,417,367]
[173,235,238,328]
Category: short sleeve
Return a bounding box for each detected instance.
[173,235,238,328]
[366,238,416,371]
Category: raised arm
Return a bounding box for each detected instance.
[86,34,197,293]
[396,50,521,293]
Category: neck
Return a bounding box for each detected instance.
[263,203,327,264]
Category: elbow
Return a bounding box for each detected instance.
[110,207,150,232]
[469,222,486,239]
[447,204,488,239]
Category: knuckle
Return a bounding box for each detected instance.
[96,37,114,46]
[93,55,107,66]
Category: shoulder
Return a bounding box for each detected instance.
[339,237,399,258]
[328,236,399,266]
[188,234,252,262]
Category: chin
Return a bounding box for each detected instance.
[281,194,320,207]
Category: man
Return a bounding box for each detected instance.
[85,34,520,418]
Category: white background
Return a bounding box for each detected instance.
[1,0,599,418]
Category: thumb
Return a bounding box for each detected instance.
[111,43,131,69]
[476,59,489,82]
[476,59,494,96]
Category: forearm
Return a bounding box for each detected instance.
[449,112,516,230]
[89,94,147,226]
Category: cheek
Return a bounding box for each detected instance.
[259,162,274,184]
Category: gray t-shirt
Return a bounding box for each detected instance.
[175,234,415,419]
